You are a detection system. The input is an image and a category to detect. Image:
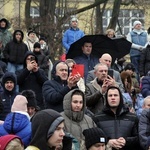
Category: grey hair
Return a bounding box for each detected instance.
[94,63,108,72]
[143,96,150,105]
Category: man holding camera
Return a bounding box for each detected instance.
[16,51,48,109]
[85,63,118,114]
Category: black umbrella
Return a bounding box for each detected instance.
[66,34,131,64]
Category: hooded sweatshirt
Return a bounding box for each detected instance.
[28,109,64,150]
[61,89,96,149]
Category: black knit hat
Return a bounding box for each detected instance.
[28,30,36,36]
[21,90,37,108]
[34,42,40,49]
[83,127,107,149]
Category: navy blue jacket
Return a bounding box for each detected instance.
[141,76,150,98]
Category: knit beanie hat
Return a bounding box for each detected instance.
[83,127,107,149]
[34,42,41,49]
[2,72,16,85]
[0,134,23,150]
[21,90,37,108]
[133,20,142,27]
[11,95,28,112]
[28,30,36,36]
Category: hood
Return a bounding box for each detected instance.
[51,60,69,81]
[13,30,24,43]
[0,18,11,30]
[23,51,38,68]
[2,72,17,93]
[26,33,39,43]
[30,109,64,150]
[63,89,86,122]
[104,86,124,115]
[3,112,30,134]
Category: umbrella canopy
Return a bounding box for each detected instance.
[66,34,132,64]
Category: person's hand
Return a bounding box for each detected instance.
[107,75,116,86]
[27,60,35,71]
[117,137,126,147]
[101,79,108,94]
[108,139,123,149]
[32,61,39,72]
[67,73,81,89]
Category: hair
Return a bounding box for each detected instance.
[120,71,132,93]
[71,89,84,98]
[65,59,76,65]
[94,63,108,72]
[82,40,92,47]
[105,29,115,37]
[143,96,150,106]
[5,138,24,150]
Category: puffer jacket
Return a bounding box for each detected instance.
[141,76,150,98]
[61,89,96,150]
[93,86,140,150]
[3,30,28,64]
[139,46,150,77]
[139,109,150,150]
[0,112,31,147]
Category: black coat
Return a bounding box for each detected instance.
[16,68,48,109]
[93,106,140,150]
[139,46,150,76]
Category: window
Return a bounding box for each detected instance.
[30,7,40,18]
[103,9,145,35]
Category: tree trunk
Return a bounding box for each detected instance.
[25,0,31,30]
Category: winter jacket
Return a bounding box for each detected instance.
[24,33,39,51]
[86,69,124,92]
[141,76,150,98]
[42,61,77,112]
[93,88,140,150]
[139,109,150,150]
[0,112,31,147]
[0,72,18,121]
[139,46,150,76]
[85,78,105,114]
[62,27,84,53]
[16,51,48,109]
[74,54,99,80]
[61,89,96,150]
[127,29,148,57]
[3,30,28,64]
[0,18,12,47]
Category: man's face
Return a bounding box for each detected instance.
[99,55,112,68]
[48,122,65,148]
[134,24,142,30]
[71,20,78,28]
[5,81,14,91]
[82,43,92,55]
[29,33,36,39]
[15,32,22,42]
[56,63,68,80]
[71,94,83,112]
[0,21,6,28]
[26,55,36,64]
[89,143,106,150]
[95,65,108,81]
[107,89,120,108]
[27,107,36,117]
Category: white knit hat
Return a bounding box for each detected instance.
[11,95,28,112]
[133,20,142,27]
[70,17,78,23]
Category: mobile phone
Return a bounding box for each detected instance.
[71,64,84,77]
[108,69,113,78]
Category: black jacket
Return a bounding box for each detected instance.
[16,52,48,109]
[3,30,28,64]
[139,46,150,76]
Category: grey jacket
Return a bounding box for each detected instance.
[86,69,124,92]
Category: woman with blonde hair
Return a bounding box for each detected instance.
[0,134,24,150]
[105,29,115,38]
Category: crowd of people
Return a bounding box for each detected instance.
[0,16,150,150]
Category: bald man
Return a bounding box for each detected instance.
[86,53,124,92]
